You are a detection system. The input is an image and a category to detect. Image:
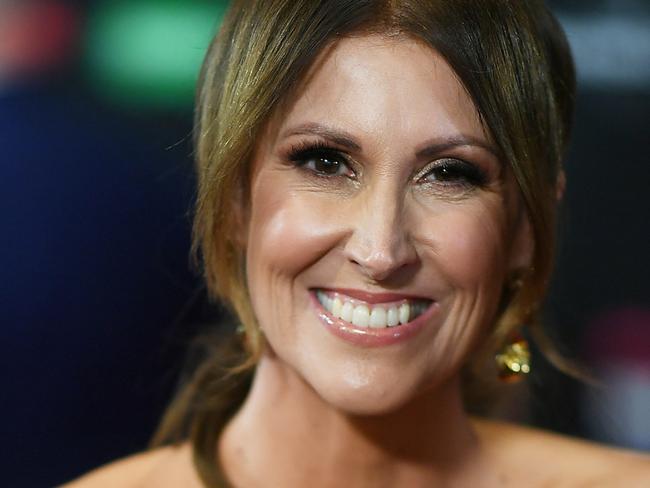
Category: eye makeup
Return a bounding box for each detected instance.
[416,158,489,189]
[282,137,495,194]
[285,140,356,179]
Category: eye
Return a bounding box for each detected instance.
[301,152,351,176]
[418,158,487,188]
[288,143,354,178]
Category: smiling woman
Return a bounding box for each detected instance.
[240,37,527,420]
[63,1,650,487]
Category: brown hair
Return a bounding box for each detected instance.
[152,1,576,486]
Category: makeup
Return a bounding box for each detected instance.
[243,34,528,413]
[309,289,438,347]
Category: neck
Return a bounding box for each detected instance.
[218,353,484,487]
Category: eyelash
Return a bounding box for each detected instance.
[287,141,488,189]
[287,141,354,178]
[417,159,488,188]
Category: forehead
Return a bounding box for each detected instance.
[272,34,488,147]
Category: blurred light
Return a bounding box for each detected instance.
[583,307,650,450]
[559,14,650,90]
[0,0,79,86]
[85,1,229,110]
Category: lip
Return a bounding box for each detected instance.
[309,289,437,347]
[319,288,427,305]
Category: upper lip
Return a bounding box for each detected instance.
[314,287,432,304]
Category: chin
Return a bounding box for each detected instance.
[302,363,428,416]
[326,394,411,417]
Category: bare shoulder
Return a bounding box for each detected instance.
[61,443,203,488]
[472,417,650,486]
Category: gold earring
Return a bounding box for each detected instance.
[495,334,531,382]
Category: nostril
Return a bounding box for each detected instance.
[349,250,414,282]
[342,208,417,280]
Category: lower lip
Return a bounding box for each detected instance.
[309,292,437,347]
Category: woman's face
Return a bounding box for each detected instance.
[243,35,531,414]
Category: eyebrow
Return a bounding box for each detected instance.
[415,135,499,160]
[281,122,498,159]
[281,123,362,151]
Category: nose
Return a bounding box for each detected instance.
[343,187,417,282]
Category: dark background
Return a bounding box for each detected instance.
[1,1,648,486]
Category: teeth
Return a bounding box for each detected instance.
[387,307,399,327]
[340,301,354,322]
[331,297,342,318]
[352,305,370,327]
[409,303,420,321]
[316,291,428,329]
[369,307,387,328]
[399,303,410,325]
[416,303,428,319]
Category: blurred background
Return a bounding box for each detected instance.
[1,0,648,486]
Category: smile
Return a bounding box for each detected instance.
[310,288,437,347]
[315,290,431,329]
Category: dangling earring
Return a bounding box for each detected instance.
[495,333,531,382]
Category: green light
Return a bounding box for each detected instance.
[85,1,229,109]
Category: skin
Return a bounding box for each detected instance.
[63,35,650,488]
[218,34,529,487]
[241,34,530,417]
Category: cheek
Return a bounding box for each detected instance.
[247,188,337,281]
[245,172,345,323]
[448,222,505,287]
[409,202,510,383]
[246,201,306,283]
[420,203,508,290]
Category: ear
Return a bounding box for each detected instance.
[508,203,534,274]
